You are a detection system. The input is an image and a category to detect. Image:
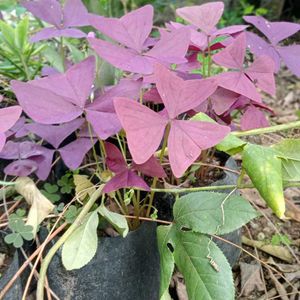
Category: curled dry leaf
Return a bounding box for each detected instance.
[242,236,293,263]
[240,262,265,296]
[15,177,54,236]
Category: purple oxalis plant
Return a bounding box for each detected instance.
[244,16,300,76]
[88,5,190,75]
[114,64,230,178]
[22,0,89,42]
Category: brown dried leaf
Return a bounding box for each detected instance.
[240,262,265,296]
[15,177,54,236]
[242,236,293,263]
[285,198,300,222]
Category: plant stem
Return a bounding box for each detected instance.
[146,124,170,217]
[36,187,103,300]
[87,122,101,174]
[148,181,300,194]
[233,120,300,137]
[59,37,65,72]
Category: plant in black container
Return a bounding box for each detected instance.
[1,1,300,300]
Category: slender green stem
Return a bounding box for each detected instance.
[116,133,126,159]
[233,120,300,137]
[147,181,300,194]
[36,186,104,300]
[19,53,30,80]
[0,181,16,186]
[59,37,65,72]
[206,37,211,77]
[87,122,101,174]
[146,124,170,217]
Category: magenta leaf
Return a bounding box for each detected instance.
[11,56,95,124]
[176,2,224,35]
[88,6,190,75]
[244,16,300,76]
[105,142,127,173]
[154,64,217,119]
[114,65,230,177]
[85,79,142,139]
[89,5,153,52]
[22,0,89,41]
[213,33,275,101]
[240,105,269,130]
[25,118,84,149]
[103,170,150,193]
[59,138,95,170]
[0,106,22,151]
[4,160,38,177]
[168,120,229,177]
[132,156,166,178]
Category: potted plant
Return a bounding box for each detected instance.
[0,1,300,299]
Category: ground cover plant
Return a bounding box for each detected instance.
[0,1,300,299]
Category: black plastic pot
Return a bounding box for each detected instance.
[43,222,160,300]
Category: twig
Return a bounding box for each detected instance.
[0,223,67,299]
[268,269,289,300]
[36,186,104,300]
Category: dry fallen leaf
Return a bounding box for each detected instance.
[15,177,54,236]
[285,198,300,222]
[240,262,265,296]
[268,269,289,300]
[73,174,96,202]
[267,257,300,273]
[0,253,5,268]
[242,236,293,263]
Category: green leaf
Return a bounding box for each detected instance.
[44,183,59,193]
[62,211,99,270]
[64,205,79,223]
[173,230,234,300]
[191,112,246,154]
[271,234,291,246]
[273,139,300,182]
[42,46,64,73]
[216,135,247,155]
[157,225,175,298]
[0,21,16,53]
[242,144,285,218]
[5,233,23,248]
[174,191,258,235]
[15,17,29,51]
[97,206,129,237]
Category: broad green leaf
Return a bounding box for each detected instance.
[5,233,23,248]
[42,46,64,73]
[242,144,285,218]
[73,174,96,201]
[216,134,247,155]
[97,206,129,237]
[174,191,258,235]
[191,112,246,154]
[62,211,99,270]
[65,41,85,63]
[173,230,234,300]
[157,225,175,298]
[273,139,300,182]
[15,17,29,51]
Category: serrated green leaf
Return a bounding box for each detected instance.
[97,206,129,237]
[242,144,285,218]
[15,17,29,51]
[157,225,175,298]
[62,211,99,270]
[174,191,258,235]
[173,230,234,300]
[273,139,300,182]
[191,112,246,154]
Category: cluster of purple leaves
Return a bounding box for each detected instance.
[1,1,300,193]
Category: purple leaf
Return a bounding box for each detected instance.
[11,57,95,124]
[0,141,43,160]
[244,16,300,76]
[105,142,127,173]
[132,156,166,178]
[213,33,275,101]
[86,79,142,139]
[22,0,89,41]
[244,16,300,45]
[4,159,38,177]
[114,65,230,177]
[240,105,269,130]
[176,2,224,34]
[89,5,153,52]
[210,88,239,115]
[25,118,84,149]
[59,138,95,170]
[103,170,150,193]
[168,120,229,178]
[31,147,55,180]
